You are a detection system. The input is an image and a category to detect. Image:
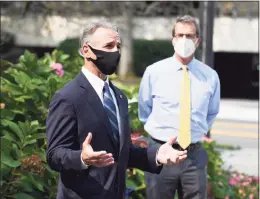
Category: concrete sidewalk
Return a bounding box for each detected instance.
[214,99,258,176]
[220,148,258,176]
[216,99,258,122]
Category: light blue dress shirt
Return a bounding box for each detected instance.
[138,55,220,143]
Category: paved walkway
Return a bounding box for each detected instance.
[220,148,258,176]
[217,99,258,122]
[215,99,258,176]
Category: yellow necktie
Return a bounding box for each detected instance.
[178,65,191,149]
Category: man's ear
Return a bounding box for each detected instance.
[82,45,97,60]
[82,45,89,57]
[195,38,201,48]
[172,37,176,46]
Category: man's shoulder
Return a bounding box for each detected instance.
[146,57,173,73]
[194,59,218,77]
[52,75,80,103]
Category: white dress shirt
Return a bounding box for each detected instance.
[80,66,121,168]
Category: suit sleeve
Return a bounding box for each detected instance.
[127,143,162,174]
[46,92,84,172]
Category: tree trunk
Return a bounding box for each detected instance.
[117,2,134,79]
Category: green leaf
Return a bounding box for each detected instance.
[13,71,31,86]
[1,162,11,176]
[1,157,21,168]
[14,95,32,102]
[23,139,37,146]
[1,120,24,142]
[2,80,24,95]
[13,192,34,199]
[29,173,45,192]
[12,109,25,114]
[15,180,34,192]
[0,59,13,68]
[0,109,15,120]
[1,131,20,146]
[29,133,46,141]
[23,50,38,63]
[60,54,70,61]
[31,120,39,126]
[30,121,43,131]
[18,121,30,137]
[1,138,21,167]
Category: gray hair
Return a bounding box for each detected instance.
[79,21,119,56]
[172,15,200,38]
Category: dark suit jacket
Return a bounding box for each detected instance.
[46,71,162,199]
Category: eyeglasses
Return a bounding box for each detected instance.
[174,34,197,40]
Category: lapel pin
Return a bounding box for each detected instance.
[120,95,123,99]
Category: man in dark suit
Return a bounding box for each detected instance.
[46,21,187,199]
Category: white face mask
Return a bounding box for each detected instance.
[173,37,197,58]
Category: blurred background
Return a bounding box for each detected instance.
[1,1,259,199]
[1,1,259,97]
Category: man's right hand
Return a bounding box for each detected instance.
[81,132,114,167]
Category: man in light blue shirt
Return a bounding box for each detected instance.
[138,15,220,199]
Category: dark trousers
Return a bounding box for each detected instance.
[145,138,208,199]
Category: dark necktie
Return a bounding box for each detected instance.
[103,82,119,142]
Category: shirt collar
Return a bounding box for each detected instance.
[81,66,109,94]
[171,54,195,71]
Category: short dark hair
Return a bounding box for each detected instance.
[172,15,200,37]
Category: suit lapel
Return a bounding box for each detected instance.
[76,72,118,151]
[109,81,126,153]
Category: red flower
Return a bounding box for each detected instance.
[249,194,254,199]
[50,62,64,77]
[252,176,259,184]
[229,178,237,186]
[0,103,5,109]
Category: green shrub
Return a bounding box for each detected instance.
[57,38,80,57]
[0,50,74,199]
[132,39,173,76]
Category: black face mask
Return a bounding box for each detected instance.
[86,45,121,75]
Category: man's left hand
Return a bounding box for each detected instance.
[156,136,187,165]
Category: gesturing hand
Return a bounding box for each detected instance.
[81,132,114,167]
[156,136,187,165]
